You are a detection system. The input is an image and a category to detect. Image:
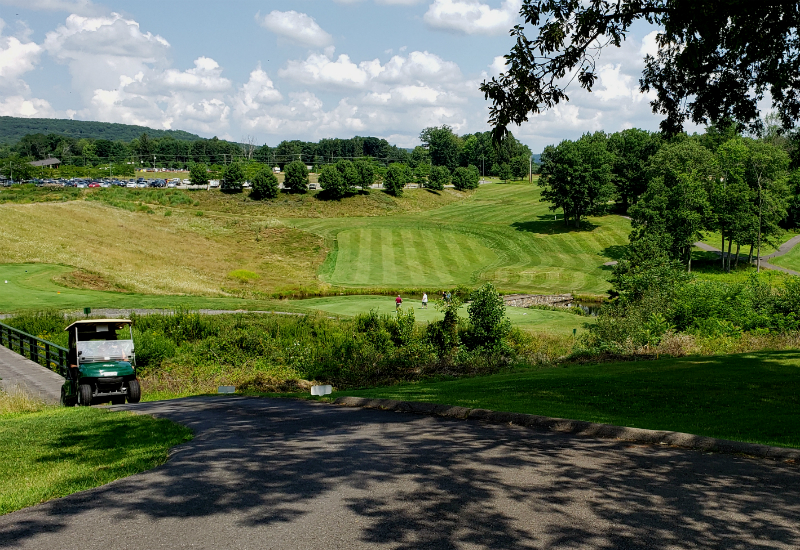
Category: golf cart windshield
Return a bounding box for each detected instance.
[77,340,134,363]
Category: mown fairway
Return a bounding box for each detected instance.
[291,183,630,294]
[294,295,590,335]
[0,182,629,303]
[332,350,800,448]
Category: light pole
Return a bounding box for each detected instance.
[153,155,156,170]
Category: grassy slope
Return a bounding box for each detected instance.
[291,183,630,295]
[0,264,311,313]
[332,351,800,448]
[0,407,192,515]
[293,295,590,335]
[0,200,327,297]
[769,242,800,271]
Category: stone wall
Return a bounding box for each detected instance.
[502,294,573,308]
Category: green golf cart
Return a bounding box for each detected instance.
[60,319,141,407]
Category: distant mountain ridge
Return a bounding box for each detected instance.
[0,117,203,144]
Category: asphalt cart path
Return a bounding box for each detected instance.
[0,345,62,403]
[1,396,799,549]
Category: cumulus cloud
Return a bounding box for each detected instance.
[280,50,462,90]
[0,18,53,116]
[256,10,333,48]
[424,0,521,35]
[0,95,55,117]
[0,0,102,16]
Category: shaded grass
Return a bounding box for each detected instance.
[0,407,192,515]
[331,351,800,448]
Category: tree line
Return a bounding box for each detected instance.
[538,121,800,272]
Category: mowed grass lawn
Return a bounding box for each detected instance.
[290,183,630,295]
[769,241,800,272]
[294,295,590,335]
[0,407,192,515]
[332,351,800,448]
[0,263,310,313]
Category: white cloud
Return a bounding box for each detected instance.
[233,65,283,119]
[280,50,462,90]
[256,10,333,48]
[0,95,54,117]
[640,30,661,58]
[424,0,521,35]
[0,0,102,16]
[0,32,42,87]
[281,52,382,88]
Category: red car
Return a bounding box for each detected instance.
[88,182,101,188]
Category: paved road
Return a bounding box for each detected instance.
[1,397,798,549]
[0,345,62,403]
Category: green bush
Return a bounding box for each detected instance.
[250,167,279,200]
[284,161,309,194]
[427,165,449,190]
[221,163,244,193]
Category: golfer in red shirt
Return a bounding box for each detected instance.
[395,295,402,311]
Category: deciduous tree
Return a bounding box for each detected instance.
[284,160,309,194]
[481,1,800,140]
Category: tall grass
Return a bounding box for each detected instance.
[0,386,50,415]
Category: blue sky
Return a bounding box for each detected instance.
[0,0,668,151]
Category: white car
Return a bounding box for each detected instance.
[126,182,136,188]
[182,179,191,184]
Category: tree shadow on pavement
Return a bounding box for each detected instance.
[2,396,799,549]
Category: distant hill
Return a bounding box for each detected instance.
[0,117,203,144]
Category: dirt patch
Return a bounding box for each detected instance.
[54,269,132,293]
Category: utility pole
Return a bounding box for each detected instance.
[153,155,156,170]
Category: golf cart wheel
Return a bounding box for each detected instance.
[60,386,72,407]
[127,380,141,404]
[78,384,93,407]
[111,396,126,405]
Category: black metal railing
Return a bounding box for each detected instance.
[0,322,68,377]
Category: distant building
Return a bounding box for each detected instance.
[29,158,61,168]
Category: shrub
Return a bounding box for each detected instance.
[427,165,450,190]
[452,166,479,190]
[250,167,279,200]
[383,163,407,196]
[318,165,348,199]
[464,283,512,350]
[284,161,309,194]
[189,163,209,186]
[221,163,244,193]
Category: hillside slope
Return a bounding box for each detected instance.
[0,117,203,144]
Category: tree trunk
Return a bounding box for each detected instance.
[687,246,692,273]
[735,243,740,269]
[726,238,733,272]
[721,233,726,270]
[748,244,754,264]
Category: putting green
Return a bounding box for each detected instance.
[293,295,590,335]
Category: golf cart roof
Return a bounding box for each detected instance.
[64,319,133,332]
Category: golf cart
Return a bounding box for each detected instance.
[61,319,141,407]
